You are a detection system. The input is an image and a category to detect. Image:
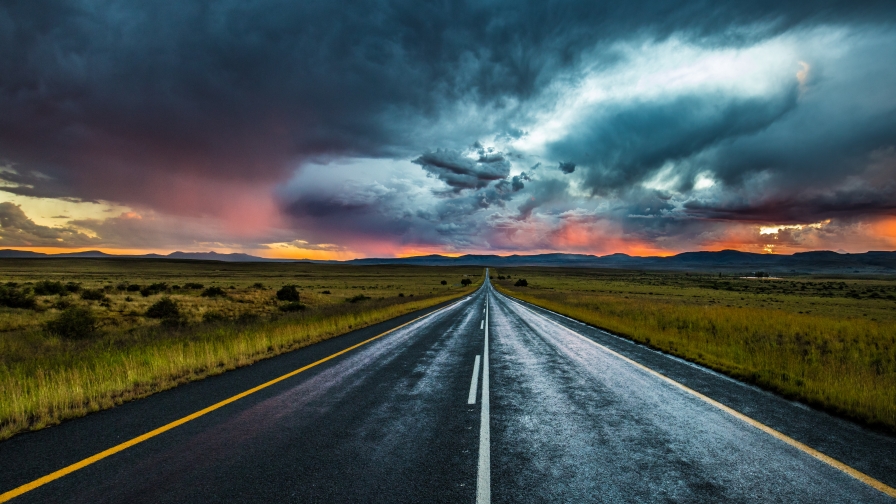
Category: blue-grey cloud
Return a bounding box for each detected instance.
[413,147,511,192]
[2,0,896,254]
[558,162,576,174]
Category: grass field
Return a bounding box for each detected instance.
[492,268,896,431]
[0,259,482,440]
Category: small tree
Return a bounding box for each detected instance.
[276,285,300,302]
[514,279,528,287]
[440,280,447,285]
[461,278,472,287]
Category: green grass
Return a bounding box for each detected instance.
[0,259,483,440]
[492,268,896,431]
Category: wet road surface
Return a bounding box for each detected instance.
[1,274,894,503]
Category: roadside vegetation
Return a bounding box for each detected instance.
[0,259,482,440]
[492,268,896,431]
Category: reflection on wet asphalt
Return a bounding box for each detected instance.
[487,292,891,503]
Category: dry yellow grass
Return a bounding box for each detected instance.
[493,268,896,431]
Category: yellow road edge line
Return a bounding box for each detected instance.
[502,294,896,499]
[0,296,469,503]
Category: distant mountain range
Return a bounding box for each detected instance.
[1,249,895,274]
[0,250,281,262]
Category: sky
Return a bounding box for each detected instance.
[2,1,896,259]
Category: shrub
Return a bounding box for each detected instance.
[126,284,141,292]
[461,278,472,286]
[33,281,65,296]
[320,290,331,294]
[279,302,306,312]
[0,285,36,309]
[140,283,169,297]
[183,282,204,290]
[398,293,404,297]
[64,282,81,293]
[347,294,371,303]
[116,283,129,291]
[441,280,447,285]
[145,298,181,319]
[45,307,97,339]
[276,285,300,302]
[251,282,266,290]
[80,289,107,301]
[514,279,528,287]
[201,286,227,298]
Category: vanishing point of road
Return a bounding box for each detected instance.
[1,271,895,503]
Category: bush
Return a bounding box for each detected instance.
[46,307,97,339]
[461,278,472,286]
[33,281,65,296]
[0,285,36,309]
[251,282,266,290]
[514,279,528,287]
[441,280,447,285]
[279,302,306,312]
[126,284,141,292]
[183,282,204,290]
[116,283,129,291]
[140,282,169,297]
[145,298,181,319]
[80,289,107,301]
[321,290,331,294]
[201,286,227,298]
[65,282,81,293]
[276,285,300,302]
[347,294,371,303]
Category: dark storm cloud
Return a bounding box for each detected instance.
[3,0,893,209]
[413,148,511,192]
[683,184,896,223]
[558,162,576,174]
[549,90,799,194]
[3,0,896,256]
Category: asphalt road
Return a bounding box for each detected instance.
[1,274,894,503]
